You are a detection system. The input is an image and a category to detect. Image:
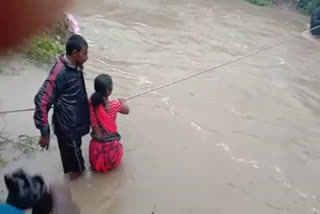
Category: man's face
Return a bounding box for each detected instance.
[74,45,88,66]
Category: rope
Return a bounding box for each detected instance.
[117,26,320,100]
[0,25,319,114]
[0,108,35,115]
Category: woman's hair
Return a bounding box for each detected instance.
[91,74,113,107]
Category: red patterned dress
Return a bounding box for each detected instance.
[89,100,123,174]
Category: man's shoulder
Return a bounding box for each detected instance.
[49,59,67,77]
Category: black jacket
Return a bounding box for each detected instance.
[34,56,90,138]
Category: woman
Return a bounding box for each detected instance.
[89,74,130,174]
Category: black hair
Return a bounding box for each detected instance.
[91,74,113,107]
[66,34,88,56]
[5,169,50,212]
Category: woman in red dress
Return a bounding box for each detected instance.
[89,74,130,174]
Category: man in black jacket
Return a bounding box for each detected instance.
[34,34,90,180]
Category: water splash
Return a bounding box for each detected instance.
[137,77,153,87]
[299,192,309,198]
[161,97,176,116]
[249,160,260,169]
[216,143,230,152]
[274,166,283,173]
[190,122,202,131]
[278,57,286,65]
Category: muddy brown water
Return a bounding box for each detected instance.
[1,0,320,213]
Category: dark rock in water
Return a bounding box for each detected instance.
[310,7,320,36]
[4,169,52,214]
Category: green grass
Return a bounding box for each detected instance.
[246,0,320,12]
[0,134,40,202]
[16,135,40,154]
[298,0,320,14]
[0,155,8,167]
[246,0,273,6]
[24,16,71,64]
[26,35,64,64]
[0,134,40,167]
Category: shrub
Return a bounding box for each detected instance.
[246,0,273,6]
[25,15,71,63]
[297,0,320,13]
[245,0,320,13]
[26,35,63,63]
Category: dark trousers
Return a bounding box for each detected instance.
[57,136,85,174]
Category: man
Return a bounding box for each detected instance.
[34,34,90,180]
[0,1,79,211]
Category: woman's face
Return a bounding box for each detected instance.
[106,87,113,97]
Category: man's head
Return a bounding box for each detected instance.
[66,34,88,66]
[4,169,47,210]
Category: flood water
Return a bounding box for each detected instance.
[1,0,320,213]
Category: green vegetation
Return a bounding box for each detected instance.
[25,15,72,64]
[0,134,40,201]
[16,135,40,154]
[297,0,320,13]
[246,0,320,14]
[0,155,7,166]
[0,134,40,167]
[26,35,63,63]
[246,0,272,6]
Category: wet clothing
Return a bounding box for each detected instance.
[34,55,90,138]
[34,55,90,174]
[89,100,123,174]
[0,204,24,214]
[57,136,85,174]
[89,138,123,173]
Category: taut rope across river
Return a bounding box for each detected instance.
[0,25,319,115]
